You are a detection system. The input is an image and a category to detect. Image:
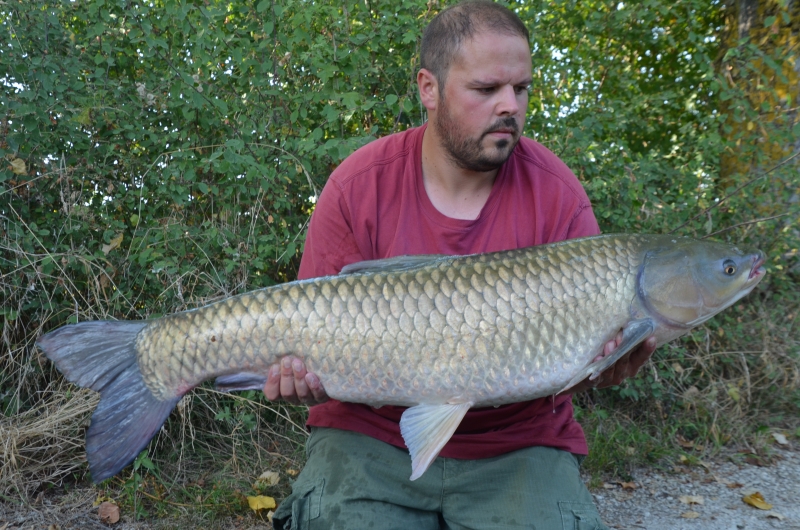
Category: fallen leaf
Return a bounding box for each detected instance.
[286,469,299,476]
[602,482,616,489]
[102,233,124,255]
[10,158,27,175]
[247,495,276,512]
[765,511,786,520]
[726,482,744,489]
[742,492,773,510]
[772,432,788,445]
[726,384,740,402]
[681,511,700,519]
[98,501,120,524]
[258,470,280,486]
[621,481,637,490]
[676,434,694,449]
[48,525,60,530]
[679,495,704,505]
[745,455,767,467]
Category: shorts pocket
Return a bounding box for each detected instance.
[558,501,609,530]
[272,478,325,530]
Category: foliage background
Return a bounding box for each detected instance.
[1,0,798,514]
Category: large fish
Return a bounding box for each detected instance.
[37,234,766,482]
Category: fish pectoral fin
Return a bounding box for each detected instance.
[215,372,269,392]
[558,318,657,394]
[399,402,473,481]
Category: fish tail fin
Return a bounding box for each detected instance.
[37,321,180,482]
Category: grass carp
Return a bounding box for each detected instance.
[37,234,766,482]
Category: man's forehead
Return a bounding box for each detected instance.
[450,31,531,72]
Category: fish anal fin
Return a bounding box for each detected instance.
[558,318,657,394]
[215,372,269,392]
[399,402,472,481]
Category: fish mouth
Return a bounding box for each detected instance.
[749,252,766,280]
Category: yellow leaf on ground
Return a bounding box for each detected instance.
[247,495,277,512]
[679,495,704,505]
[10,158,27,175]
[98,501,120,524]
[743,492,773,510]
[681,511,700,519]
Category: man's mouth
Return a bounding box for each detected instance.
[484,118,519,139]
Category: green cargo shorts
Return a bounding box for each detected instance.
[272,427,608,530]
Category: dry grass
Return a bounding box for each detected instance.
[0,385,96,499]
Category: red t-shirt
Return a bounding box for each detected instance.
[298,124,601,459]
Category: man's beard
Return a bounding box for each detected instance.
[435,101,520,172]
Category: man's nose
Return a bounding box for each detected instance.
[496,85,520,115]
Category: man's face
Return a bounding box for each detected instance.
[433,31,532,172]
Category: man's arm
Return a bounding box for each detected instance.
[261,180,361,405]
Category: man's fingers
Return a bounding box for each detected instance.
[264,364,281,401]
[277,357,301,404]
[290,358,314,403]
[630,337,657,367]
[305,372,329,403]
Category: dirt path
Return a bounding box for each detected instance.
[2,447,797,529]
[594,446,800,530]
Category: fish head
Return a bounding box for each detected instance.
[638,238,766,328]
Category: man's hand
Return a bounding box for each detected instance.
[263,356,329,405]
[567,333,657,394]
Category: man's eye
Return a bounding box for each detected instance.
[515,85,531,94]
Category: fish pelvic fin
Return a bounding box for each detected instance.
[399,402,472,481]
[37,321,179,483]
[215,372,269,392]
[558,318,656,394]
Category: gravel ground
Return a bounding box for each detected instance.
[2,446,797,529]
[595,446,800,530]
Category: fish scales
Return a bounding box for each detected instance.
[38,233,766,482]
[135,235,636,406]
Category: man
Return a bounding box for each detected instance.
[267,1,656,528]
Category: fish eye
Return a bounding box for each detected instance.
[723,260,737,276]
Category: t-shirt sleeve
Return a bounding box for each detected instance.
[564,202,601,240]
[297,180,364,280]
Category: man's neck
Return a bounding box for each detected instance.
[420,126,499,221]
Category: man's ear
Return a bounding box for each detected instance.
[417,68,439,112]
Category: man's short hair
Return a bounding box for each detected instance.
[420,0,530,89]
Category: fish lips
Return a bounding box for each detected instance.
[749,252,766,281]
